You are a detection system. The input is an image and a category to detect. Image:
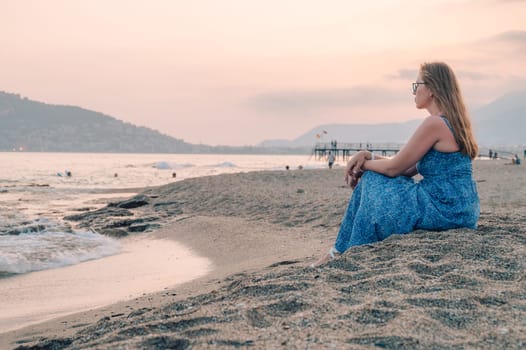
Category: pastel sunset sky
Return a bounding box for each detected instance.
[3,0,526,146]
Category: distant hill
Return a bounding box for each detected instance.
[288,120,420,148]
[260,90,526,148]
[0,92,200,153]
[0,91,306,154]
[259,120,421,148]
[471,90,526,146]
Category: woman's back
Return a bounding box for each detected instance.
[416,148,479,230]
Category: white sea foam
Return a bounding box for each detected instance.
[0,229,121,274]
[211,161,237,168]
[153,161,195,170]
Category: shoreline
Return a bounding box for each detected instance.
[2,160,526,349]
[0,235,211,334]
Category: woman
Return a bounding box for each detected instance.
[312,62,480,267]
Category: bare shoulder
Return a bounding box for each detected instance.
[417,115,450,134]
[422,115,459,151]
[421,115,446,127]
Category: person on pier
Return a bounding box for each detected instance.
[312,62,480,267]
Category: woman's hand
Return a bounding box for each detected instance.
[348,169,364,189]
[345,151,371,188]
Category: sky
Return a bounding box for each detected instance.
[2,0,526,146]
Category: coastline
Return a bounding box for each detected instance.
[2,160,526,349]
[0,235,211,334]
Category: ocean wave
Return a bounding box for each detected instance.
[153,161,195,170]
[0,229,121,275]
[211,161,237,168]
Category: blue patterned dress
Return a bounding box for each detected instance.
[334,118,480,253]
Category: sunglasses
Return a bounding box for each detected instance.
[412,82,426,95]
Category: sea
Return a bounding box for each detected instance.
[0,152,325,278]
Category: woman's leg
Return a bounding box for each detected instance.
[334,183,364,253]
[310,247,340,268]
[310,181,365,267]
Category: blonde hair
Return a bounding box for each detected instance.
[420,62,478,159]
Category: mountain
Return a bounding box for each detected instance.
[471,90,526,146]
[0,91,306,154]
[0,92,200,153]
[259,120,421,148]
[303,120,420,147]
[260,90,526,148]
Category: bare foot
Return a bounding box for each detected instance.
[309,253,332,268]
[309,248,340,268]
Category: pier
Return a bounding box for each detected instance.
[313,143,525,161]
[313,142,402,161]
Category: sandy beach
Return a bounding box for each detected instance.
[2,159,526,349]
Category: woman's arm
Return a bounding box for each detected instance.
[364,153,418,177]
[401,164,418,177]
[345,150,411,185]
[361,116,444,177]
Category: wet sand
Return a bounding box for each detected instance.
[0,237,210,334]
[2,159,526,349]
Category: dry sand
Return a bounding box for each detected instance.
[2,159,526,349]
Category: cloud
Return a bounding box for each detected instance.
[388,67,494,82]
[492,30,526,43]
[505,76,526,91]
[248,86,406,114]
[485,30,526,55]
[457,70,496,81]
[387,68,419,80]
[388,67,493,81]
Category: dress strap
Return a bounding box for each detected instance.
[440,116,454,133]
[440,116,461,146]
